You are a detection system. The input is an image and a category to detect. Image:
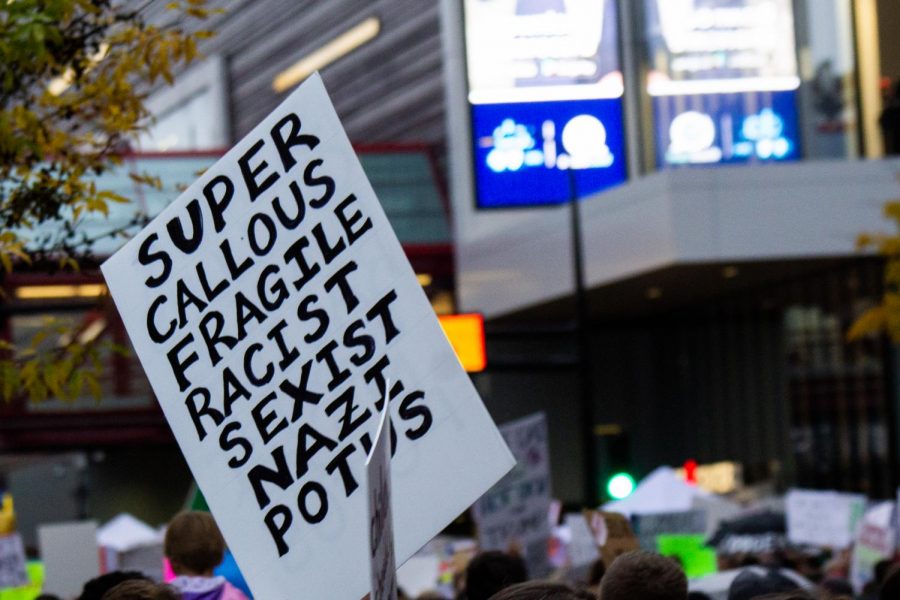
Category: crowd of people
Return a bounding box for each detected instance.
[427,546,900,600]
[28,512,247,600]
[19,510,900,600]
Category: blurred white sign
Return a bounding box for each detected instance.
[786,489,866,548]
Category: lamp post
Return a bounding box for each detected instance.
[568,169,598,506]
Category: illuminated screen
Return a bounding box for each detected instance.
[464,0,627,208]
[472,98,626,207]
[644,0,802,166]
[654,90,800,165]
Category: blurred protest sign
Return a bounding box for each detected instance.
[0,533,27,589]
[563,514,600,568]
[366,394,397,600]
[101,72,514,599]
[0,496,14,537]
[657,534,717,578]
[850,501,895,594]
[585,511,639,566]
[38,521,99,599]
[0,494,26,590]
[631,510,706,550]
[786,489,866,548]
[0,562,42,600]
[472,413,551,577]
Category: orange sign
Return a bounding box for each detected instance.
[438,314,486,372]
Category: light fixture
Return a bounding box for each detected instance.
[646,286,662,300]
[722,265,739,279]
[15,284,107,300]
[273,17,381,93]
[416,273,433,287]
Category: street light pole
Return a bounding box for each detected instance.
[568,170,598,506]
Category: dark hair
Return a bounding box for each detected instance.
[600,551,687,600]
[100,580,180,600]
[164,511,226,575]
[820,578,853,597]
[465,551,528,600]
[488,581,596,600]
[874,559,895,585]
[77,571,150,600]
[880,565,900,600]
[586,558,605,587]
[728,567,807,600]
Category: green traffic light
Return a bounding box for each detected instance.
[606,472,636,500]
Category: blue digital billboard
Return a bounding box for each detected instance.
[472,98,626,207]
[642,0,803,168]
[653,90,800,166]
[463,0,627,209]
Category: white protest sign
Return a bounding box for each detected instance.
[38,521,100,599]
[563,514,600,568]
[367,387,398,600]
[472,412,551,578]
[850,501,895,594]
[101,72,514,600]
[786,489,866,548]
[0,533,28,589]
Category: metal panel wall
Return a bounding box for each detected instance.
[153,0,446,146]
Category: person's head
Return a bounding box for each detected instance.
[599,551,687,600]
[487,581,596,600]
[586,558,605,587]
[77,571,150,600]
[874,559,895,585]
[728,567,808,600]
[100,580,180,600]
[464,550,528,600]
[880,565,900,600]
[752,593,813,600]
[164,511,226,576]
[819,577,853,599]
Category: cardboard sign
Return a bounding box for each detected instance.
[367,392,398,600]
[631,510,706,550]
[472,412,551,578]
[38,521,99,599]
[0,534,28,589]
[563,514,600,568]
[101,73,514,600]
[850,501,895,594]
[786,489,866,548]
[585,511,639,567]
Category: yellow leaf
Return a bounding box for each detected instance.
[847,305,887,341]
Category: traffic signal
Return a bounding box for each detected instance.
[597,429,634,501]
[606,472,636,500]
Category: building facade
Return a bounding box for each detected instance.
[3,0,900,531]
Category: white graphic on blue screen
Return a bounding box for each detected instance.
[736,109,791,159]
[666,107,792,164]
[485,114,614,173]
